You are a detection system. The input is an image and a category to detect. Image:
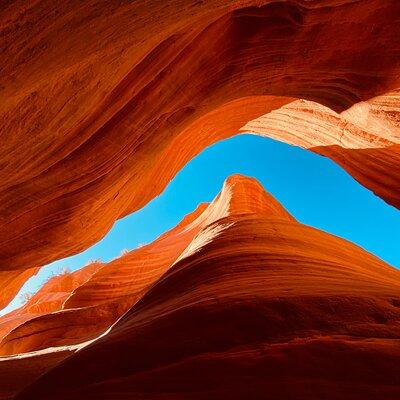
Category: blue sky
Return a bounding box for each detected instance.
[1,134,399,315]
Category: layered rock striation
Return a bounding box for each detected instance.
[0,176,398,399]
[1,1,400,305]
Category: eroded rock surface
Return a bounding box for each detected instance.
[0,176,398,399]
[1,1,400,300]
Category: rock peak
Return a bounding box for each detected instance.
[217,174,294,221]
[181,175,294,236]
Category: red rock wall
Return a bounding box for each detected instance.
[1,1,399,300]
[11,176,400,399]
[1,0,400,396]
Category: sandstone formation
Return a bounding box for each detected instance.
[0,349,71,400]
[0,175,292,356]
[243,92,400,208]
[0,175,399,399]
[0,262,102,352]
[0,269,39,310]
[1,1,400,305]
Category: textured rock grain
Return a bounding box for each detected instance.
[1,176,398,399]
[0,1,399,298]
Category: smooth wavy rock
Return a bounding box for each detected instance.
[6,175,399,400]
[0,175,291,356]
[0,262,102,347]
[242,91,400,207]
[1,1,400,297]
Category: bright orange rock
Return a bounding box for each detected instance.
[0,269,39,310]
[1,0,400,287]
[0,175,398,399]
[243,93,400,207]
[0,175,292,355]
[0,262,102,346]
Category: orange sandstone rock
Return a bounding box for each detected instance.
[0,0,400,289]
[0,175,292,355]
[0,269,39,310]
[0,262,102,346]
[243,92,400,207]
[0,175,398,399]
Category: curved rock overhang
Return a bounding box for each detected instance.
[0,0,399,308]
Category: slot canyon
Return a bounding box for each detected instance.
[0,0,399,399]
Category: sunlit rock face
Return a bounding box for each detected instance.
[0,175,292,357]
[0,269,40,310]
[243,92,400,208]
[0,1,400,308]
[1,176,399,399]
[0,262,102,353]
